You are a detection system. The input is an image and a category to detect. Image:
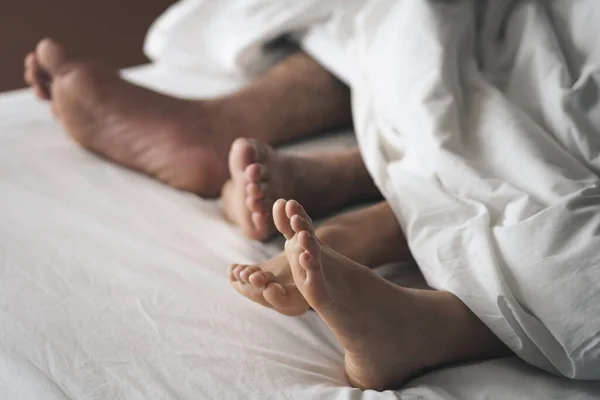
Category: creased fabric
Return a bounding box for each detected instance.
[146,0,600,380]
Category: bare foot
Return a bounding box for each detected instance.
[277,199,451,390]
[221,138,378,241]
[24,38,229,196]
[222,138,275,241]
[229,253,309,316]
[228,201,411,317]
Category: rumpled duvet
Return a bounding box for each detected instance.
[145,0,600,380]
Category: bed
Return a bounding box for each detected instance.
[1,63,599,399]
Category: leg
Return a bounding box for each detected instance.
[229,201,409,315]
[279,199,510,390]
[23,39,351,196]
[222,142,380,240]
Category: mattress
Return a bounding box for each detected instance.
[0,63,599,400]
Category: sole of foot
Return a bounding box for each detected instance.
[228,200,412,318]
[228,252,310,316]
[278,198,445,390]
[224,137,317,241]
[222,137,366,241]
[24,38,229,197]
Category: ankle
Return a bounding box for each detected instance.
[414,290,511,366]
[315,225,379,266]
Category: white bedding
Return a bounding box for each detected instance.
[146,0,600,384]
[1,64,599,399]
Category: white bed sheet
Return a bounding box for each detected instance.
[0,64,599,400]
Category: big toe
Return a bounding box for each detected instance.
[36,38,68,75]
[286,200,315,235]
[263,282,310,316]
[229,138,258,178]
[274,199,294,239]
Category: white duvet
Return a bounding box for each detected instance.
[2,1,600,399]
[2,61,599,400]
[146,0,600,382]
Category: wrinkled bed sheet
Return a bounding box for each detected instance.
[146,0,600,382]
[0,64,599,399]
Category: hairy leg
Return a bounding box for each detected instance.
[278,199,510,390]
[24,39,351,196]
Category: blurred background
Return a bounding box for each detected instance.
[0,0,173,92]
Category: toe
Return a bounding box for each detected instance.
[248,270,268,288]
[228,264,237,282]
[239,266,260,283]
[263,282,287,303]
[262,283,300,316]
[273,199,295,239]
[299,250,320,273]
[285,230,328,303]
[285,240,308,285]
[232,264,247,281]
[228,138,257,179]
[36,38,68,75]
[246,195,269,214]
[263,282,311,316]
[247,182,267,198]
[24,53,35,85]
[292,244,330,306]
[298,230,321,257]
[245,163,267,183]
[250,138,272,162]
[25,53,51,100]
[290,214,313,235]
[286,200,315,235]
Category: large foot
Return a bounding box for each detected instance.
[24,38,229,196]
[278,199,447,390]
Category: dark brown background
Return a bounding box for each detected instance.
[0,0,174,92]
